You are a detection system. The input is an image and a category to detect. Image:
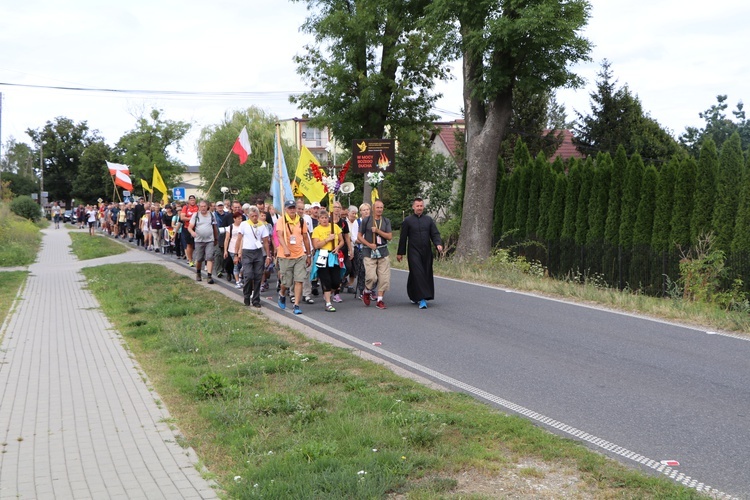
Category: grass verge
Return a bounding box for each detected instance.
[82,262,700,498]
[69,231,128,260]
[0,271,27,341]
[0,203,43,267]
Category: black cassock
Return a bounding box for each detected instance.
[397,213,443,302]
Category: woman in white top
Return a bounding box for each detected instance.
[224,211,244,288]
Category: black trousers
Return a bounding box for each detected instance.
[241,248,264,306]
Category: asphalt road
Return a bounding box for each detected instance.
[252,267,750,499]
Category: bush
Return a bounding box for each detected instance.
[10,196,42,222]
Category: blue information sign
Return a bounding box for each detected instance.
[172,187,185,201]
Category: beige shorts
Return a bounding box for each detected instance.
[278,256,307,288]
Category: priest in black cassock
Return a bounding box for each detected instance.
[396,198,443,309]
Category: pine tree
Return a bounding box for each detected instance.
[604,145,628,245]
[587,153,611,244]
[526,153,546,237]
[651,158,677,252]
[731,154,750,252]
[492,161,507,242]
[670,157,697,249]
[546,173,567,241]
[575,159,594,245]
[561,160,581,240]
[514,164,531,239]
[536,162,556,240]
[551,156,565,174]
[619,152,644,248]
[712,132,744,251]
[691,138,719,243]
[633,165,658,246]
[501,170,519,236]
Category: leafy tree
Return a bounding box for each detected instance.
[619,152,644,249]
[72,141,113,204]
[291,0,451,203]
[0,171,38,198]
[115,108,191,191]
[431,0,591,259]
[197,108,296,202]
[632,165,658,246]
[527,153,548,237]
[26,117,100,206]
[1,137,35,175]
[651,158,677,252]
[691,138,719,243]
[670,158,696,249]
[604,145,628,245]
[574,60,680,163]
[586,153,611,244]
[712,132,744,251]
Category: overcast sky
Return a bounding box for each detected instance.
[1,0,749,166]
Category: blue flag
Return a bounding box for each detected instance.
[271,128,294,212]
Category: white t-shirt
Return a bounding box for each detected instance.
[238,221,270,250]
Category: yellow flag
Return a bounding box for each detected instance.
[141,178,152,193]
[152,164,168,194]
[295,146,326,203]
[371,187,379,205]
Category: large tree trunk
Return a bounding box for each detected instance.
[455,47,513,260]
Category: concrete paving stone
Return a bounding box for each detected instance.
[0,229,219,499]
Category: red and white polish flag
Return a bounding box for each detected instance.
[232,126,252,164]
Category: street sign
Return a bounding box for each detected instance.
[172,187,185,201]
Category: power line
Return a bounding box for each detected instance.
[0,81,306,98]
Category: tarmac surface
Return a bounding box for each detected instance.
[0,228,219,499]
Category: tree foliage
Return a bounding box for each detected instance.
[574,60,680,164]
[680,95,750,155]
[619,152,644,249]
[712,132,744,251]
[691,138,719,243]
[26,117,101,206]
[115,108,191,190]
[586,153,611,244]
[291,0,448,148]
[430,0,591,259]
[196,107,298,203]
[650,158,676,252]
[72,141,113,204]
[670,158,696,249]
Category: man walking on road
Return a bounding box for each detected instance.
[188,200,218,284]
[397,197,443,309]
[357,199,392,309]
[235,206,271,308]
[275,200,313,315]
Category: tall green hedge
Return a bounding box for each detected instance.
[712,132,744,251]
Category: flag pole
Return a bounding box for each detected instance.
[206,148,235,199]
[109,174,123,203]
[275,123,289,241]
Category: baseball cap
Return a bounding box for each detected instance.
[310,202,321,208]
[284,200,296,208]
[216,201,224,206]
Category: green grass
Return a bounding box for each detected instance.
[82,262,701,498]
[69,232,128,260]
[0,271,27,342]
[0,203,43,267]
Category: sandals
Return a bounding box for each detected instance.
[303,296,315,304]
[325,304,336,312]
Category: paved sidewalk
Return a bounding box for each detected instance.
[0,229,219,499]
